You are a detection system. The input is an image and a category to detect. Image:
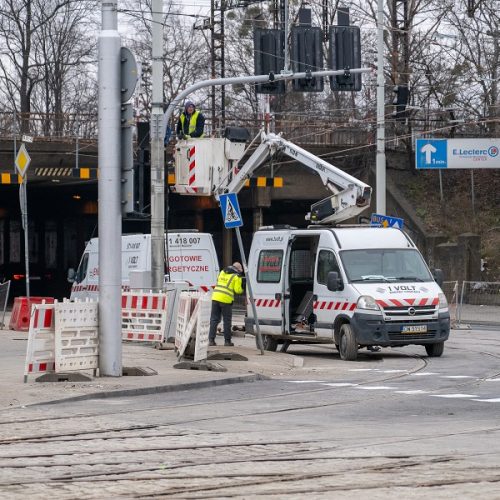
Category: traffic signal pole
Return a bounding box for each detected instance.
[98,0,122,376]
[376,0,386,215]
[151,0,165,291]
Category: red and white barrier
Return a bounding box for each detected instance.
[121,291,168,343]
[24,302,56,381]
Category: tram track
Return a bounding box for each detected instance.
[1,339,500,498]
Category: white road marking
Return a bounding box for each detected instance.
[356,386,397,390]
[485,378,500,382]
[430,394,477,399]
[440,375,475,379]
[286,380,326,384]
[472,398,500,403]
[379,370,408,373]
[321,383,359,387]
[411,372,440,377]
[394,390,429,395]
[349,368,376,372]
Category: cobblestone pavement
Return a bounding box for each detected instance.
[1,330,500,499]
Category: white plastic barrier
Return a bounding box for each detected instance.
[121,291,168,343]
[25,300,100,381]
[194,294,212,362]
[24,302,56,382]
[175,291,211,361]
[175,291,198,358]
[55,300,98,373]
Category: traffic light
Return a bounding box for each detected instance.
[121,102,135,215]
[253,28,285,94]
[329,26,362,91]
[291,26,324,92]
[120,47,138,216]
[393,85,409,120]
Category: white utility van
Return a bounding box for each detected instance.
[245,225,450,360]
[69,231,219,300]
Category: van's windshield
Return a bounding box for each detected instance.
[340,249,433,283]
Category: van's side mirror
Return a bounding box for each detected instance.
[327,271,343,292]
[433,268,444,287]
[67,268,76,283]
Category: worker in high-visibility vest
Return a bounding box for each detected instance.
[208,262,245,347]
[176,100,205,140]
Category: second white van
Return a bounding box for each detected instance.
[69,231,219,300]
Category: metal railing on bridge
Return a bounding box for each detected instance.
[0,112,373,148]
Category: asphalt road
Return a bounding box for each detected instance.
[1,329,500,499]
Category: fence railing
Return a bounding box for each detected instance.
[456,281,500,328]
[0,281,10,329]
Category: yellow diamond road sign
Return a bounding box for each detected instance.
[15,143,31,177]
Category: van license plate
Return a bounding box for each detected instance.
[401,325,427,334]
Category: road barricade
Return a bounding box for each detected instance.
[24,302,56,382]
[10,296,55,331]
[0,280,10,328]
[24,299,99,381]
[121,291,168,343]
[175,291,211,361]
[55,300,98,373]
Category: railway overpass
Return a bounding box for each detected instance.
[0,112,423,299]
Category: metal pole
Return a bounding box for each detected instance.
[151,0,165,291]
[376,0,386,214]
[75,117,79,170]
[439,170,444,203]
[19,179,30,299]
[235,227,263,354]
[98,0,122,377]
[470,169,475,217]
[283,0,290,72]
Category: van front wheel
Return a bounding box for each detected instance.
[263,335,278,352]
[425,342,444,357]
[339,324,358,361]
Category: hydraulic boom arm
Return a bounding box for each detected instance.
[215,132,372,224]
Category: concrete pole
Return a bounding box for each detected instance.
[376,0,386,215]
[98,0,122,376]
[150,0,165,291]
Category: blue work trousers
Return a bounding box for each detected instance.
[209,300,233,342]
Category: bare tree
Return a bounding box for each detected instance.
[0,0,83,131]
[442,0,499,136]
[33,0,97,135]
[122,0,209,128]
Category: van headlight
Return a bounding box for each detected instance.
[438,292,448,310]
[357,295,381,312]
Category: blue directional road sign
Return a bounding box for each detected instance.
[219,193,243,229]
[371,213,404,229]
[416,139,448,169]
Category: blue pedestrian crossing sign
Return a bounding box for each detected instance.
[219,193,243,229]
[371,213,404,229]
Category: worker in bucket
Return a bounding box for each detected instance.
[176,100,205,140]
[208,262,245,347]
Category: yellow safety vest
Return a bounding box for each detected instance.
[212,269,244,304]
[179,110,204,137]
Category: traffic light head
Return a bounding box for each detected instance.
[392,85,409,120]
